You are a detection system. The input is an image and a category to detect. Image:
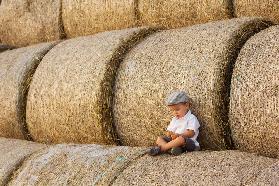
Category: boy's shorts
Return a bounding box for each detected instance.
[162,136,199,152]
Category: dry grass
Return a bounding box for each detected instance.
[26,27,158,145]
[113,150,277,185]
[62,0,137,38]
[0,42,58,140]
[138,0,233,28]
[9,144,147,185]
[234,0,279,24]
[229,26,279,158]
[0,137,46,186]
[0,0,63,47]
[113,18,272,150]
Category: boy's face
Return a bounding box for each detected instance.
[168,102,190,119]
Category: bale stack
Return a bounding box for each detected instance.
[9,144,146,185]
[26,28,157,144]
[234,0,279,24]
[229,26,279,158]
[62,0,137,38]
[0,0,63,47]
[113,18,272,149]
[0,42,58,140]
[0,137,46,186]
[138,0,233,29]
[112,151,277,185]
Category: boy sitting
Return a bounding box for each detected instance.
[148,91,200,156]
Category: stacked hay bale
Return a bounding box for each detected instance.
[234,0,279,24]
[113,18,272,149]
[112,150,277,185]
[62,0,137,38]
[0,44,14,53]
[9,144,146,185]
[0,42,58,140]
[0,0,63,47]
[0,138,46,186]
[229,26,279,158]
[26,28,157,144]
[138,0,233,28]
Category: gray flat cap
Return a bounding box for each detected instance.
[166,91,189,105]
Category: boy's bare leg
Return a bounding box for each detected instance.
[160,136,185,152]
[156,136,167,147]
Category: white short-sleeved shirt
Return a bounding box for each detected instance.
[167,110,200,147]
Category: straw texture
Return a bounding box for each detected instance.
[26,28,157,145]
[113,150,277,186]
[0,137,46,186]
[229,26,279,158]
[138,0,233,28]
[0,44,14,53]
[235,0,279,24]
[113,18,272,149]
[249,161,279,186]
[0,0,63,47]
[62,0,137,38]
[0,42,57,140]
[9,144,146,185]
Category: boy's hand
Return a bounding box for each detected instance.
[171,134,179,140]
[166,131,174,137]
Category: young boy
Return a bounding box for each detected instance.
[148,91,200,156]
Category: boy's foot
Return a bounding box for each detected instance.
[148,146,161,156]
[170,147,184,156]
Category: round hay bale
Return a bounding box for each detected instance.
[138,0,234,29]
[62,0,137,38]
[0,42,58,140]
[234,0,279,24]
[26,28,158,144]
[0,137,46,186]
[248,161,279,186]
[0,0,63,47]
[9,144,146,185]
[113,18,273,149]
[229,26,279,158]
[112,150,277,185]
[0,44,14,53]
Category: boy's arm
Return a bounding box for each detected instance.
[181,129,195,138]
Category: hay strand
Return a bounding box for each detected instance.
[0,0,62,47]
[229,25,279,158]
[234,0,279,24]
[0,42,58,140]
[26,27,158,145]
[9,144,146,185]
[113,18,272,149]
[62,0,137,38]
[138,0,234,29]
[0,137,46,186]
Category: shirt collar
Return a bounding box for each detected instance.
[177,110,191,120]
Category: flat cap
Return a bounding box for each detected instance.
[166,91,189,105]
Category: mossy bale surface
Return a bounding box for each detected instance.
[26,27,157,145]
[229,26,279,158]
[113,18,272,149]
[0,42,58,140]
[138,0,233,28]
[62,0,137,38]
[0,0,62,47]
[0,137,46,186]
[9,144,147,185]
[113,150,277,186]
[234,0,279,24]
